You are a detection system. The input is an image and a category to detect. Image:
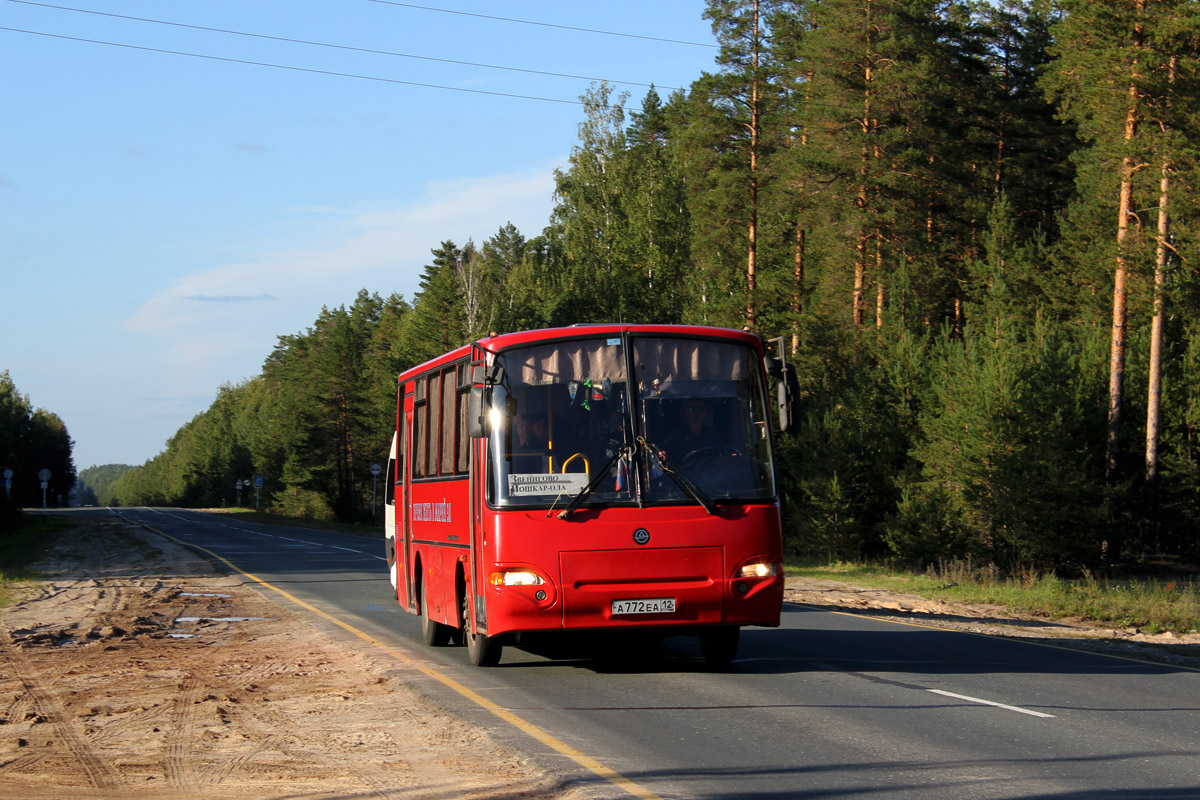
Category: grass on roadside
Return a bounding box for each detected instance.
[0,513,75,607]
[786,559,1200,635]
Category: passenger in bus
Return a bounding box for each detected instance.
[515,413,547,452]
[512,412,549,473]
[532,414,549,447]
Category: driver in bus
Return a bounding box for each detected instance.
[660,398,725,465]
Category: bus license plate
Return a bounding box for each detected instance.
[612,598,676,615]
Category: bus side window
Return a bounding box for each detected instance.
[385,457,396,505]
[413,378,427,478]
[387,423,405,505]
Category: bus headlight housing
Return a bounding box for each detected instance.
[490,570,544,586]
[738,561,781,579]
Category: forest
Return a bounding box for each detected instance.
[108,0,1200,573]
[0,371,76,528]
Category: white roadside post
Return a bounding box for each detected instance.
[370,463,382,522]
[38,468,51,518]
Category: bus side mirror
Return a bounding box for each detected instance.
[776,364,799,433]
[468,386,490,438]
[467,362,505,438]
[471,363,504,385]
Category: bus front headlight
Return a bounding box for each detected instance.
[490,570,544,586]
[738,561,780,579]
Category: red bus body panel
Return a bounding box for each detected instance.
[483,504,783,635]
[407,478,470,627]
[391,325,785,644]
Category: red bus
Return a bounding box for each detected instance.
[383,324,797,667]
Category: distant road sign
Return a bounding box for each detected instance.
[254,475,263,488]
[38,469,51,481]
[370,463,382,476]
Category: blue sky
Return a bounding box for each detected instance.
[1,0,720,472]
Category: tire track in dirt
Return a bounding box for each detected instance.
[235,698,416,799]
[0,633,126,791]
[162,671,205,796]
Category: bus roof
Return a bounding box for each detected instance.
[396,324,766,385]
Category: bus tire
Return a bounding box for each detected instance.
[419,580,451,647]
[462,594,502,667]
[699,626,740,667]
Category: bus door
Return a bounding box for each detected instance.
[384,430,399,591]
[400,387,416,612]
[468,349,489,634]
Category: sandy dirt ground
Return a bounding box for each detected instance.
[0,515,593,800]
[2,514,1197,800]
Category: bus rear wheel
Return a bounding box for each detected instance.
[419,580,451,647]
[461,593,502,667]
[699,626,740,667]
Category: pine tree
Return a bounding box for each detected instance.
[1044,0,1200,547]
[405,241,468,361]
[0,370,76,515]
[549,83,635,322]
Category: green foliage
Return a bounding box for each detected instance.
[547,84,692,324]
[113,0,1200,573]
[76,464,133,506]
[790,560,1200,634]
[902,313,1108,570]
[0,371,76,522]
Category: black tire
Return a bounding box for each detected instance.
[699,626,740,667]
[419,579,451,647]
[462,592,502,667]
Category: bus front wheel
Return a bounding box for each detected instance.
[419,580,451,647]
[462,594,502,667]
[699,626,740,667]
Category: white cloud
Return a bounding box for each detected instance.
[123,163,559,343]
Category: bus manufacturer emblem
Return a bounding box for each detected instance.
[633,528,651,545]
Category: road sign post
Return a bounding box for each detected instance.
[254,475,263,511]
[38,469,51,518]
[369,463,382,522]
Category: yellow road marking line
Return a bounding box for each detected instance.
[149,524,664,800]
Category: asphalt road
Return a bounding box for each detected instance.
[104,507,1200,800]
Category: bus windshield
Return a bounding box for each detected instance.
[487,334,776,509]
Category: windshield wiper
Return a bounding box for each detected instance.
[640,438,719,516]
[556,443,634,520]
